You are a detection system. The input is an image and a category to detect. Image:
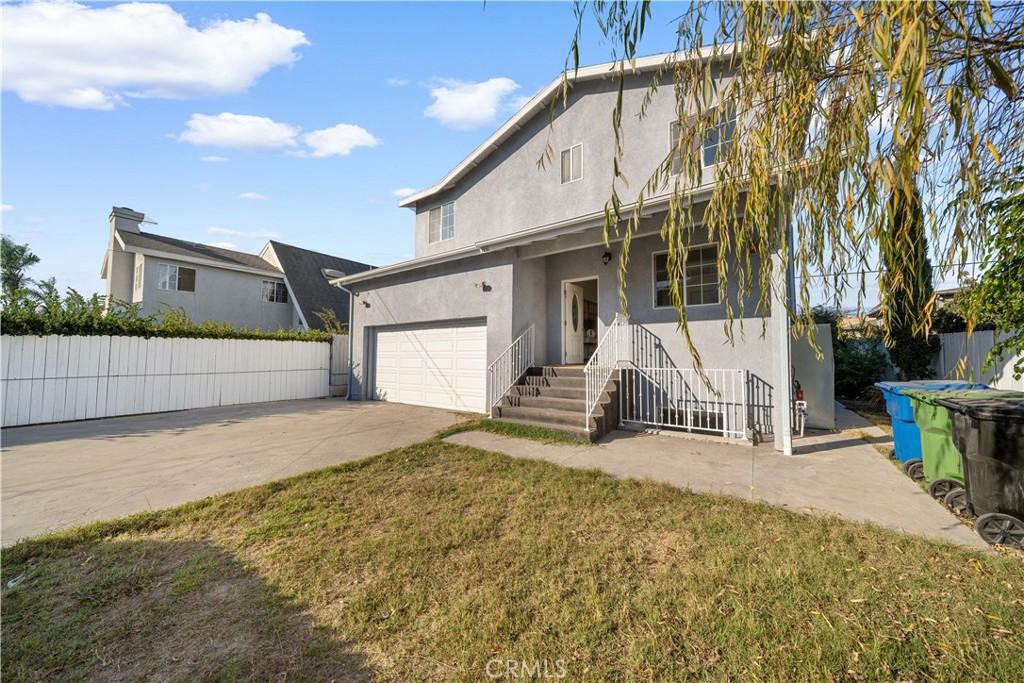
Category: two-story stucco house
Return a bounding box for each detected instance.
[101,207,373,331]
[333,51,831,451]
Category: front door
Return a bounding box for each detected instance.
[562,282,584,364]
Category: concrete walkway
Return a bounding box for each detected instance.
[446,411,985,549]
[1,400,463,544]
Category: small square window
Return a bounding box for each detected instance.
[560,143,582,184]
[428,201,455,243]
[262,281,288,303]
[653,244,719,308]
[702,110,737,168]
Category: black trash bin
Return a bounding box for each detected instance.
[937,394,1024,548]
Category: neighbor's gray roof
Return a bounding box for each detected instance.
[268,240,374,330]
[118,230,279,272]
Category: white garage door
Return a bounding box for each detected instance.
[373,322,487,412]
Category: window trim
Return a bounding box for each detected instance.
[700,108,737,169]
[427,201,455,244]
[134,262,143,291]
[560,143,583,184]
[651,241,721,310]
[261,280,289,304]
[668,120,685,176]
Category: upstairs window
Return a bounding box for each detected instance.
[156,263,195,292]
[669,121,684,175]
[560,143,582,184]
[653,244,719,308]
[428,201,455,243]
[702,109,737,168]
[262,281,289,303]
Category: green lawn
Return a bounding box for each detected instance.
[3,439,1022,681]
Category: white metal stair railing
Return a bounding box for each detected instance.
[619,366,747,439]
[583,313,628,431]
[486,324,535,413]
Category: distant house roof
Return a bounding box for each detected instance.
[118,230,279,273]
[267,241,374,330]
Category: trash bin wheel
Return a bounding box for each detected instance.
[943,487,974,518]
[888,447,896,460]
[904,460,924,481]
[928,479,961,501]
[975,513,1024,549]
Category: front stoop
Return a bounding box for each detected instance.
[492,366,619,441]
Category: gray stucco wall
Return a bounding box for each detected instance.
[538,229,773,381]
[345,252,517,401]
[412,66,734,259]
[138,255,294,331]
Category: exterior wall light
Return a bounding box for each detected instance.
[602,251,612,266]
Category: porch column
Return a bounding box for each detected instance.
[771,203,794,455]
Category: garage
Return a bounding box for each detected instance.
[372,321,487,412]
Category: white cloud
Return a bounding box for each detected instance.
[179,113,298,151]
[424,77,521,129]
[386,77,409,87]
[238,192,269,201]
[303,124,380,158]
[208,241,239,250]
[1,204,13,213]
[391,188,417,199]
[208,226,280,239]
[2,2,309,110]
[200,155,228,163]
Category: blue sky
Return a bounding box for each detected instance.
[2,1,690,297]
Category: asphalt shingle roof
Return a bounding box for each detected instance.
[118,230,280,272]
[268,240,374,331]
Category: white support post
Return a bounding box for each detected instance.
[771,203,794,455]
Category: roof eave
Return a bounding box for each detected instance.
[397,47,728,209]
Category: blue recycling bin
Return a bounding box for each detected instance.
[874,380,988,479]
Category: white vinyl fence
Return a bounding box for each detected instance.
[1,335,331,428]
[934,330,1023,391]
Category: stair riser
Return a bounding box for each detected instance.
[497,406,598,429]
[502,396,585,411]
[510,386,585,400]
[526,366,585,379]
[521,377,585,388]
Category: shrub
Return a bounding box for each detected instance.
[0,285,331,342]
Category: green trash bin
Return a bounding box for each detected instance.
[903,389,1007,504]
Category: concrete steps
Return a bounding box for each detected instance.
[492,365,618,441]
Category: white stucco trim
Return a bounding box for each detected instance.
[130,246,283,278]
[281,273,309,330]
[397,47,728,208]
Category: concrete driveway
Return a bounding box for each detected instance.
[1,400,464,544]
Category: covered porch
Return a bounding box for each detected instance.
[489,217,788,444]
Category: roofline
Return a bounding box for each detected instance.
[397,46,727,209]
[335,184,720,287]
[129,245,284,278]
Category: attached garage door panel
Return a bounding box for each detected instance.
[374,324,486,412]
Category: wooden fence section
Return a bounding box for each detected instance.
[1,335,330,427]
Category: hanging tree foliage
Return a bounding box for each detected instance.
[557,1,1023,367]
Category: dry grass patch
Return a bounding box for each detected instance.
[3,441,1023,681]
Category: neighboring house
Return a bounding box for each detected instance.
[101,207,372,331]
[333,50,819,449]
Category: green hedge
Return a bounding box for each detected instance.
[0,286,332,343]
